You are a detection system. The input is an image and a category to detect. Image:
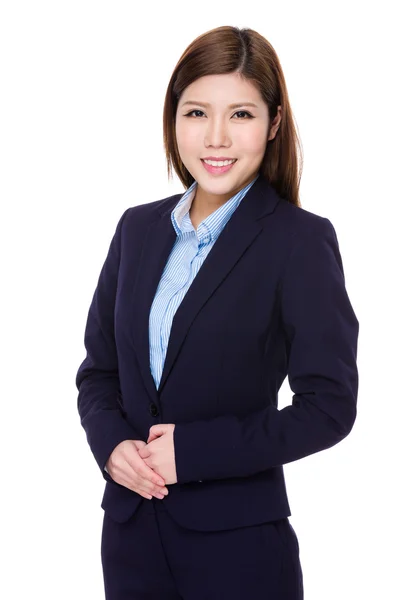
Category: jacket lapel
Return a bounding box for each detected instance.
[131,174,280,401]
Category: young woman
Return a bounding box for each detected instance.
[76,25,359,599]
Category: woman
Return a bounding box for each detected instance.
[76,25,359,599]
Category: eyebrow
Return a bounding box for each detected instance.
[181,101,259,109]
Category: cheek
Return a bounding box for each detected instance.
[175,123,199,152]
[236,126,268,155]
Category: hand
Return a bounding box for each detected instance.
[105,439,169,500]
[138,424,178,485]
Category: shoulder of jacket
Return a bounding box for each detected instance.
[121,192,183,224]
[277,199,335,240]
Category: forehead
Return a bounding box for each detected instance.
[178,73,263,106]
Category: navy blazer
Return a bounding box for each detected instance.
[76,173,359,531]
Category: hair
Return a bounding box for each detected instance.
[163,26,303,207]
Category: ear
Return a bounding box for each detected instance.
[268,105,282,142]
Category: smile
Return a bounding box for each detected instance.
[201,159,237,175]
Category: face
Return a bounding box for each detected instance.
[175,72,281,207]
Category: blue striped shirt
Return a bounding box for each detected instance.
[149,174,259,390]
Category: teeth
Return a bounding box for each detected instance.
[203,159,236,167]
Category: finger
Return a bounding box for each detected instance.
[137,489,153,500]
[115,458,168,496]
[147,429,165,443]
[132,439,147,450]
[111,457,144,487]
[127,452,166,487]
[138,446,150,459]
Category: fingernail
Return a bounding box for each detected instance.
[158,480,164,486]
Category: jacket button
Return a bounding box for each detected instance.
[149,402,159,417]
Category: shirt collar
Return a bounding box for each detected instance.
[171,174,259,244]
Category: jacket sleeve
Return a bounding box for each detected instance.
[173,217,359,484]
[75,208,139,482]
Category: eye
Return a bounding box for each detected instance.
[185,110,205,118]
[233,110,254,119]
[184,110,254,119]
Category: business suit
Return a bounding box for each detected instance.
[76,172,359,598]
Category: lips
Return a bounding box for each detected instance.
[201,157,237,162]
[201,159,237,175]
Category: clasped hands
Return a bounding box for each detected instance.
[137,423,178,485]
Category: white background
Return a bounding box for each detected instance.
[1,1,415,598]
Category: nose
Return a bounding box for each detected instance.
[204,116,230,148]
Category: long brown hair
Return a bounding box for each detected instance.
[163,26,303,207]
